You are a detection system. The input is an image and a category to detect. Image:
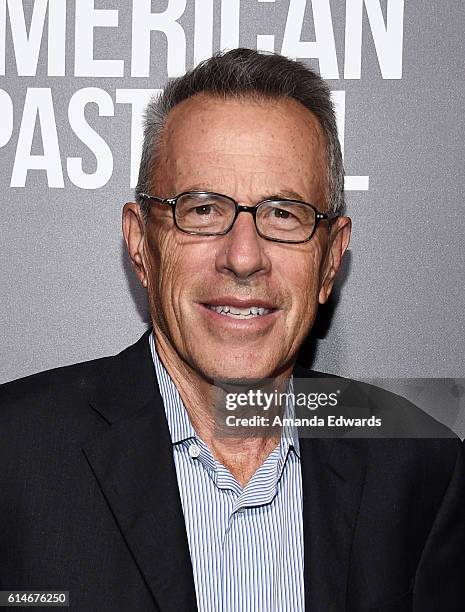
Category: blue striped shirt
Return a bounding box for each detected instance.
[149,334,305,612]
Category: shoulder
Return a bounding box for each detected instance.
[294,362,462,486]
[293,362,458,441]
[0,328,155,442]
[295,365,463,510]
[0,356,116,451]
[1,355,107,414]
[0,330,153,436]
[0,330,152,410]
[0,331,156,501]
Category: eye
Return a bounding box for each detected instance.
[193,204,215,215]
[267,206,300,222]
[271,208,292,219]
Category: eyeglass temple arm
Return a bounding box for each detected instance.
[137,193,164,203]
[318,211,339,221]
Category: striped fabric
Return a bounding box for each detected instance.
[149,334,305,612]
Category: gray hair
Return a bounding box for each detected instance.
[136,48,344,217]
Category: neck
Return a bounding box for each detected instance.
[153,328,294,487]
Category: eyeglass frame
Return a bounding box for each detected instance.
[137,190,337,244]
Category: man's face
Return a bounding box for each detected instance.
[127,94,350,382]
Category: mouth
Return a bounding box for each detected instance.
[205,304,274,319]
[200,298,279,321]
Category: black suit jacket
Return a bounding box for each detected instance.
[1,330,464,611]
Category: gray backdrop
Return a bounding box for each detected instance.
[1,1,464,434]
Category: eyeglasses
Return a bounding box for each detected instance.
[137,191,336,244]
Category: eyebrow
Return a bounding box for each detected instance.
[264,190,307,202]
[176,185,308,202]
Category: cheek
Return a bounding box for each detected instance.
[145,229,208,310]
[274,244,324,304]
[145,229,182,309]
[291,267,320,323]
[278,246,325,342]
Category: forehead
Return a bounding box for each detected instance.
[156,93,328,203]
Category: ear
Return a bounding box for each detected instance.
[318,216,352,304]
[122,202,148,288]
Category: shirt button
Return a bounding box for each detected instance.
[188,444,201,458]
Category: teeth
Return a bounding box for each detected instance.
[208,305,271,317]
[229,306,252,315]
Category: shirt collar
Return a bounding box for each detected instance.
[149,332,300,457]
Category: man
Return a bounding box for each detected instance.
[1,49,464,611]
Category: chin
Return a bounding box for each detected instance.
[194,353,280,385]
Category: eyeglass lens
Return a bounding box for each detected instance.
[174,193,316,242]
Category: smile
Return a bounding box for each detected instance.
[205,304,272,318]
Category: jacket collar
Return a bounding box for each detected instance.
[83,329,198,611]
[87,329,156,424]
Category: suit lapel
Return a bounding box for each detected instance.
[299,437,366,611]
[82,330,197,612]
[293,367,367,612]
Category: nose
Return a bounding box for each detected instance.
[216,209,270,281]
